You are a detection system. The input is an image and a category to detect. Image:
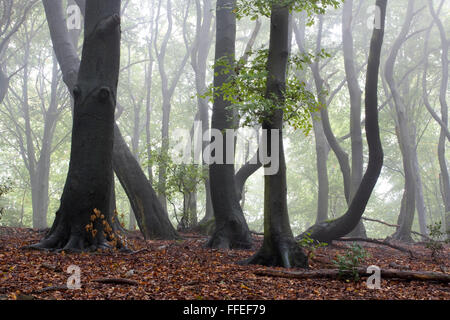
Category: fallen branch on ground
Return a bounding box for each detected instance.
[254,268,450,283]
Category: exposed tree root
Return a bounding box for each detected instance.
[24,232,126,253]
[241,240,308,269]
[206,220,253,250]
[255,268,450,283]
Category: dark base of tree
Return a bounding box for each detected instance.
[27,209,126,253]
[206,217,252,249]
[240,238,308,269]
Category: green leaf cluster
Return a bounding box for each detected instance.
[235,0,342,23]
[332,243,370,281]
[202,49,329,134]
[425,221,450,261]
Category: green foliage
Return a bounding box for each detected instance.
[297,231,327,258]
[202,49,328,134]
[0,179,13,221]
[425,221,449,261]
[149,149,208,198]
[148,148,207,226]
[235,0,342,23]
[332,243,370,281]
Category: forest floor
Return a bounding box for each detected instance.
[0,226,448,300]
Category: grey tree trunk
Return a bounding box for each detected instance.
[292,17,330,224]
[191,0,214,228]
[154,0,191,212]
[384,0,416,242]
[342,0,366,237]
[312,115,330,223]
[428,0,450,238]
[206,0,252,249]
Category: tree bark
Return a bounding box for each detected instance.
[292,17,330,224]
[206,0,252,250]
[191,0,215,228]
[299,0,386,244]
[428,0,450,238]
[31,0,122,251]
[384,0,416,242]
[243,4,308,268]
[342,0,366,237]
[154,0,191,211]
[42,0,177,240]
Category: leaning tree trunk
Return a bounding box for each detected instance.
[243,4,308,268]
[31,0,121,251]
[42,0,178,240]
[299,0,386,244]
[206,0,252,250]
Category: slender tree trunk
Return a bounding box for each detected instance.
[312,115,330,223]
[154,0,191,212]
[428,0,450,238]
[0,67,8,104]
[191,0,215,228]
[292,16,330,224]
[206,0,252,249]
[342,0,366,237]
[384,0,416,242]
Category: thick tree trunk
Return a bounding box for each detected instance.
[31,0,121,251]
[299,0,386,243]
[206,0,252,250]
[243,4,308,268]
[42,0,178,239]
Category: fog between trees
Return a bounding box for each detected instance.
[0,0,448,246]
